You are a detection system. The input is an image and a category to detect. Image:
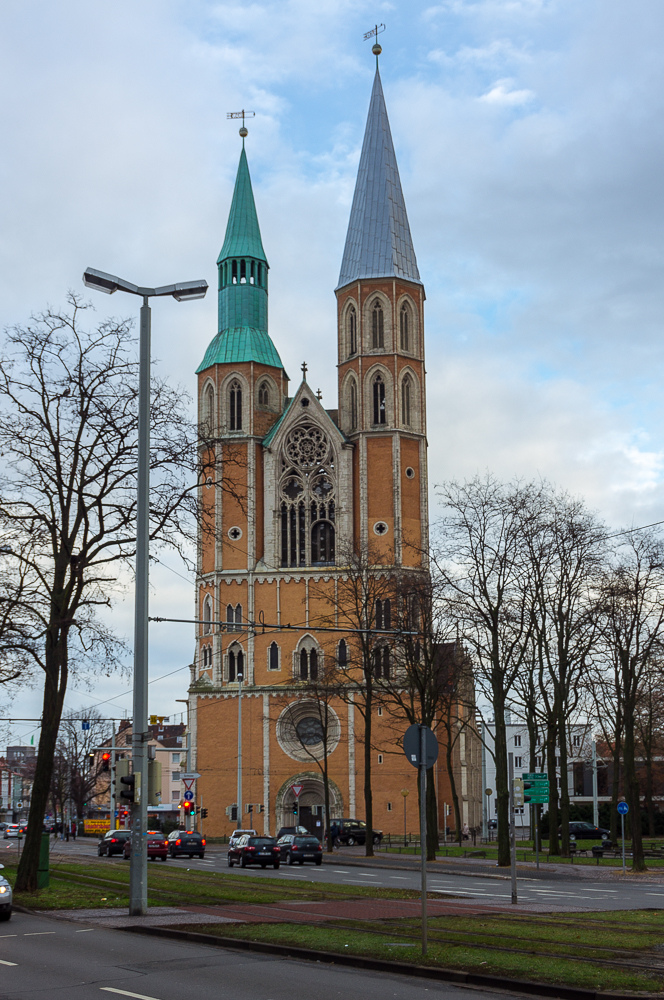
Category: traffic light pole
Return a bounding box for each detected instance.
[109,723,116,831]
[236,672,243,830]
[508,752,517,905]
[129,298,151,917]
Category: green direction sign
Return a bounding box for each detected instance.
[522,773,548,780]
[522,773,549,804]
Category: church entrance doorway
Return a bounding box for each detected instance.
[276,774,343,839]
[297,804,324,837]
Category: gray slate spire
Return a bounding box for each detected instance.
[337,68,421,289]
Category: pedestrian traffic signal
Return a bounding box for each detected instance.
[101,752,111,772]
[200,808,208,819]
[120,774,136,803]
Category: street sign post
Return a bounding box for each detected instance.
[403,725,439,956]
[617,801,629,872]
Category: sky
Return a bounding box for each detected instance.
[2,0,664,745]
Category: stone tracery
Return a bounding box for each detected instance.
[280,424,336,567]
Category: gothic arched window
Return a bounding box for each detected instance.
[229,379,242,431]
[228,645,244,682]
[348,306,357,356]
[349,379,358,431]
[372,299,384,349]
[372,646,390,680]
[258,381,269,407]
[400,303,410,351]
[269,641,279,670]
[203,596,212,635]
[299,646,320,682]
[375,598,391,631]
[372,374,386,425]
[279,425,336,568]
[226,603,242,633]
[204,384,215,432]
[402,375,412,427]
[337,638,348,668]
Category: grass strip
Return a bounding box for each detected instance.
[172,920,664,993]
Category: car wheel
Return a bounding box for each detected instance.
[315,858,322,866]
[273,863,280,869]
[334,837,342,847]
[199,853,204,859]
[240,856,246,868]
[373,834,381,845]
[260,863,266,869]
[161,856,167,861]
[347,836,355,846]
[287,854,294,865]
[97,846,103,856]
[0,910,11,922]
[227,856,234,867]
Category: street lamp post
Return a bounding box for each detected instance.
[82,267,207,916]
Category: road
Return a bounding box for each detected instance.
[12,837,664,912]
[0,908,518,1000]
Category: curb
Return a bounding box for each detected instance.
[121,923,661,1000]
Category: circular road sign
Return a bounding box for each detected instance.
[403,724,439,769]
[617,801,629,815]
[183,790,194,802]
[485,788,493,796]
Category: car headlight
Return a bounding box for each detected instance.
[0,886,7,893]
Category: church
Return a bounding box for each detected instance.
[186,55,481,839]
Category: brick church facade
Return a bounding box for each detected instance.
[186,63,482,838]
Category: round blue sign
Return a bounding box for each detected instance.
[617,801,629,815]
[183,790,194,801]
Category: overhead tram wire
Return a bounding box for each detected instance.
[149,614,419,638]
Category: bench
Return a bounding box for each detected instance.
[463,850,486,859]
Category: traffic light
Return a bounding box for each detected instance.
[292,803,298,816]
[87,751,95,770]
[101,752,111,773]
[200,808,208,819]
[183,801,195,820]
[120,774,136,803]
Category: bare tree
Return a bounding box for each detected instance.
[597,530,664,871]
[0,298,222,891]
[435,476,538,866]
[634,664,664,837]
[56,709,113,820]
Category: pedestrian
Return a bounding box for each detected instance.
[462,822,470,841]
[71,820,77,840]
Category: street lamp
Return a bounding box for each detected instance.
[82,266,207,916]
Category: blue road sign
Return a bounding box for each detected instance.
[617,801,629,815]
[81,721,90,731]
[183,790,194,802]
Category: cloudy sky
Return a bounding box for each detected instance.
[3,0,664,744]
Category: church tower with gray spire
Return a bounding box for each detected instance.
[188,60,477,841]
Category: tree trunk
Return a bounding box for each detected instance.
[610,740,621,844]
[492,693,510,866]
[15,636,67,892]
[623,700,645,871]
[546,722,560,856]
[645,753,655,838]
[323,751,333,853]
[446,733,462,848]
[426,765,438,861]
[364,684,374,858]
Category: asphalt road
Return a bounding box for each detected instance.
[14,837,664,912]
[0,908,516,1000]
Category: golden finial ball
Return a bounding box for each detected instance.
[372,43,382,56]
[239,126,248,138]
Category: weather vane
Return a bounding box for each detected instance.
[363,23,385,63]
[227,109,255,139]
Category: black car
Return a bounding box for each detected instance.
[564,822,611,841]
[277,834,323,865]
[97,829,132,856]
[168,829,206,858]
[228,835,280,869]
[328,819,382,846]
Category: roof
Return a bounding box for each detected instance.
[218,147,268,265]
[197,326,283,372]
[337,69,421,289]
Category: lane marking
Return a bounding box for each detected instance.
[75,928,95,933]
[333,870,350,874]
[390,876,408,880]
[100,990,164,1000]
[0,934,17,938]
[0,959,18,966]
[645,892,664,896]
[24,931,56,936]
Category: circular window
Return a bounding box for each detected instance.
[405,467,415,479]
[276,701,341,762]
[228,526,243,541]
[373,521,389,536]
[296,717,325,745]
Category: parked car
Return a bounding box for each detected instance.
[563,822,611,841]
[328,819,383,846]
[98,829,132,857]
[227,835,280,869]
[277,834,323,865]
[0,864,12,922]
[123,831,168,861]
[276,825,309,840]
[168,830,206,858]
[228,828,257,848]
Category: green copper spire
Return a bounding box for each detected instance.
[197,144,283,373]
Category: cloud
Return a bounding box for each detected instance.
[479,78,535,105]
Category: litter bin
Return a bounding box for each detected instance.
[37,831,49,889]
[591,844,604,861]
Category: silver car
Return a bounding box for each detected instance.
[0,865,12,921]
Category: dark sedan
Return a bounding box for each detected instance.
[168,830,206,858]
[277,834,323,865]
[563,822,611,841]
[98,829,132,856]
[228,835,280,869]
[123,831,168,861]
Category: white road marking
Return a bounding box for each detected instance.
[645,892,664,896]
[24,931,56,936]
[0,934,17,938]
[333,870,350,874]
[100,989,164,1000]
[0,959,18,966]
[390,876,409,880]
[75,928,95,932]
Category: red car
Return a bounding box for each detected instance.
[123,831,168,861]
